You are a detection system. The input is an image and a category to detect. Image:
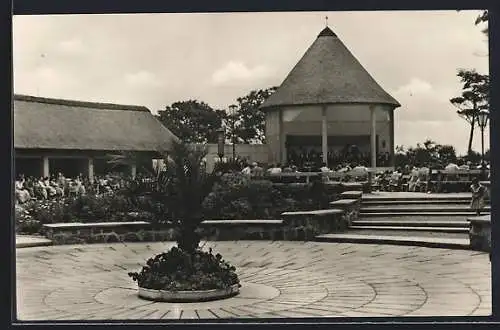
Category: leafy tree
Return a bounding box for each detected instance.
[436,144,458,165]
[450,69,489,155]
[475,10,488,36]
[395,140,457,168]
[157,100,226,144]
[229,87,278,144]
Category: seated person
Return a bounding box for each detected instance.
[282,164,293,173]
[267,163,282,175]
[241,163,253,175]
[320,162,331,172]
[68,180,79,197]
[407,175,419,192]
[35,178,48,199]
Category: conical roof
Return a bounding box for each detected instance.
[261,27,400,109]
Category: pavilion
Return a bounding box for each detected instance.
[260,26,401,169]
[14,94,178,179]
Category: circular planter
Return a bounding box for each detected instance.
[138,283,240,302]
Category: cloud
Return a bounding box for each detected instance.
[211,61,272,86]
[392,77,432,97]
[124,71,162,87]
[57,38,85,54]
[390,77,459,123]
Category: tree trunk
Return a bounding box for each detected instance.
[468,116,475,155]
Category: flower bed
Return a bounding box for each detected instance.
[128,246,240,302]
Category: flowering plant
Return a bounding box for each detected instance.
[15,204,42,234]
[128,246,240,291]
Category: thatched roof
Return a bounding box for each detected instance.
[14,94,179,151]
[261,27,400,109]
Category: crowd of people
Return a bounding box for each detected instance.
[14,172,138,204]
[237,158,490,193]
[16,158,490,204]
[287,148,392,169]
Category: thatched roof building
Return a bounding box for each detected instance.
[261,27,400,109]
[14,94,178,152]
[261,26,400,168]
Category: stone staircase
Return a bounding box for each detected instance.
[315,193,490,249]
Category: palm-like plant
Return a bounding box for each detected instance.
[126,141,241,293]
[157,140,217,253]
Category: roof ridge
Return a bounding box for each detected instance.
[13,94,150,112]
[260,27,400,109]
[318,26,337,38]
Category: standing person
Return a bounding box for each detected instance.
[470,178,486,216]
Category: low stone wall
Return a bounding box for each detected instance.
[329,199,360,227]
[468,215,491,252]
[199,220,286,241]
[41,190,364,245]
[43,222,177,245]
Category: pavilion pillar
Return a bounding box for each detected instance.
[88,158,94,183]
[389,109,395,168]
[321,105,328,166]
[42,156,49,178]
[370,105,377,169]
[279,109,287,165]
[131,164,137,179]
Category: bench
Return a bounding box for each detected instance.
[199,219,285,241]
[467,215,491,252]
[43,221,153,244]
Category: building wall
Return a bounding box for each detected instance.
[265,110,281,164]
[265,104,395,164]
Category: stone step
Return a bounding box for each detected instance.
[349,225,469,233]
[362,193,473,202]
[362,199,472,205]
[360,212,485,217]
[353,219,468,227]
[315,233,470,249]
[361,206,490,213]
[16,235,53,248]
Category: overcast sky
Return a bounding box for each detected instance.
[13,10,489,155]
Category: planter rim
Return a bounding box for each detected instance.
[138,283,240,302]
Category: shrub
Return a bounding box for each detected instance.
[202,173,292,219]
[128,246,240,291]
[67,194,133,223]
[15,204,42,234]
[26,199,75,224]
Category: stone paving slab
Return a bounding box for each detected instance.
[15,241,491,320]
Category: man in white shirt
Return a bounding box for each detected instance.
[320,162,331,172]
[241,163,253,175]
[267,164,282,174]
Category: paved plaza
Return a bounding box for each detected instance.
[16,241,491,320]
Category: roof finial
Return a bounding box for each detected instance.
[325,16,329,27]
